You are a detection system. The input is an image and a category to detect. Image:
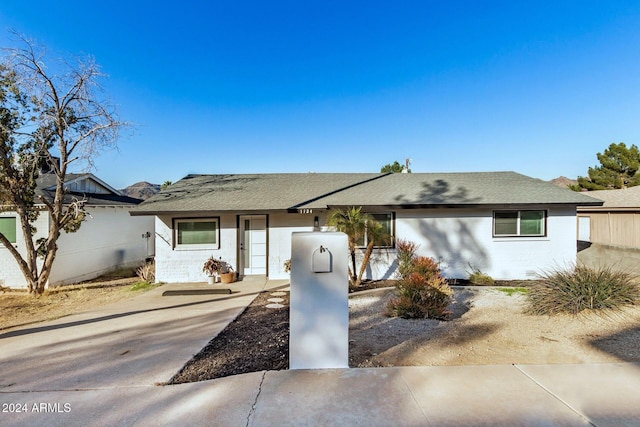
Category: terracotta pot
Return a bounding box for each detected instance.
[220,272,235,284]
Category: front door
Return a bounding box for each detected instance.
[239,215,267,275]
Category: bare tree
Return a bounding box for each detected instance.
[0,34,127,294]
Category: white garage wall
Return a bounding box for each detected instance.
[49,207,155,286]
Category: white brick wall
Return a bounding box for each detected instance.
[155,214,238,283]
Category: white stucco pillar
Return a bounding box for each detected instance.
[289,232,349,369]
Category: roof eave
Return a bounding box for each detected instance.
[130,208,296,216]
[326,201,604,209]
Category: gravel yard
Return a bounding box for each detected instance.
[171,286,640,384]
[349,287,640,367]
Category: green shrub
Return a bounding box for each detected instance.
[387,254,453,320]
[527,265,640,315]
[468,271,495,286]
[467,265,495,286]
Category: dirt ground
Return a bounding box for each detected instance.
[171,286,640,384]
[0,272,147,331]
[169,290,290,384]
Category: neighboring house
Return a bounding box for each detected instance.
[577,185,640,248]
[0,173,155,288]
[131,172,601,283]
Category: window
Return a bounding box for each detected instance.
[174,218,219,249]
[0,217,17,244]
[493,210,545,237]
[357,213,394,247]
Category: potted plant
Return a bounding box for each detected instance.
[202,256,226,285]
[219,261,235,283]
[203,256,235,284]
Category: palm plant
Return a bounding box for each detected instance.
[327,207,390,288]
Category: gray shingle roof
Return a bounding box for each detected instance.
[307,172,603,208]
[132,173,384,214]
[35,174,142,207]
[132,172,602,215]
[576,185,640,210]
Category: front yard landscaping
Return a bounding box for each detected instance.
[4,264,639,385]
[169,282,640,384]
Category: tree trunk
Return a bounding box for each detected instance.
[347,266,356,288]
[355,241,376,288]
[350,251,357,283]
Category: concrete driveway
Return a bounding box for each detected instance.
[0,277,281,391]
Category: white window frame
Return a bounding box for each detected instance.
[493,210,546,237]
[358,212,395,248]
[173,217,220,250]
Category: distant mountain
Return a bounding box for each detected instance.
[549,176,577,189]
[120,181,160,200]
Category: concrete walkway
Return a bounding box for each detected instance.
[1,280,640,426]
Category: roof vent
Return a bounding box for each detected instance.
[402,158,412,173]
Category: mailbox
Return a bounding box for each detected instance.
[290,232,349,369]
[311,246,332,273]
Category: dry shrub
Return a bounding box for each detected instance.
[396,238,419,279]
[387,253,453,320]
[411,256,440,278]
[527,264,640,315]
[136,261,155,283]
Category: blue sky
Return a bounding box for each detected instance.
[2,1,640,188]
